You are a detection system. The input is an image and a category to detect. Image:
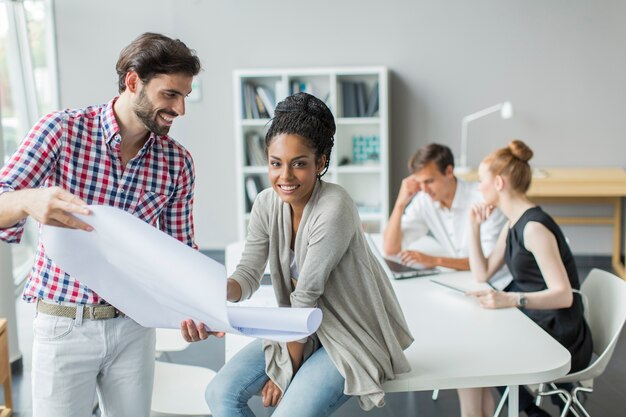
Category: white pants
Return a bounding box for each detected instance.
[32,311,156,417]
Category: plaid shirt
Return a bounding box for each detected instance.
[0,98,197,304]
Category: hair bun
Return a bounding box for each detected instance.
[508,140,533,163]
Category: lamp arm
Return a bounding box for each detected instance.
[461,103,504,124]
[459,103,506,169]
[460,121,469,169]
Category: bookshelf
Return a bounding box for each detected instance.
[233,67,389,239]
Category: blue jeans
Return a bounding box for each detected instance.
[206,339,350,417]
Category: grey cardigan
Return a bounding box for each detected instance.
[231,181,414,410]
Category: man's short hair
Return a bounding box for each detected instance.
[408,143,455,174]
[116,33,201,93]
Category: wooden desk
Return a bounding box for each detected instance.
[0,319,12,417]
[459,168,626,279]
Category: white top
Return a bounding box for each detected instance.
[289,249,299,280]
[400,178,511,289]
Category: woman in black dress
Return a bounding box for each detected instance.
[459,140,593,417]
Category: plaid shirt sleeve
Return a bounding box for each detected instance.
[0,112,64,243]
[159,148,198,250]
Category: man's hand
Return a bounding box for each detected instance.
[466,289,517,309]
[262,379,282,407]
[398,250,437,268]
[23,187,93,231]
[396,175,421,208]
[180,319,225,342]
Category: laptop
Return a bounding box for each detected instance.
[365,234,440,279]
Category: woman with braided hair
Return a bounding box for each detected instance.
[182,92,413,417]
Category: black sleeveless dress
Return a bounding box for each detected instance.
[505,206,593,372]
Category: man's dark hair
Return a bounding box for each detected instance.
[265,92,335,178]
[408,143,455,174]
[116,33,201,93]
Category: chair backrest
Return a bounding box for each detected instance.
[578,268,626,378]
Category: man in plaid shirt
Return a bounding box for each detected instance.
[0,33,201,416]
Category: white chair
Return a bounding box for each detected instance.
[151,328,215,416]
[155,328,190,361]
[494,268,626,417]
[151,361,215,417]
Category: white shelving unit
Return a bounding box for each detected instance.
[233,67,389,239]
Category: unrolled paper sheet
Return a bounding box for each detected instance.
[41,205,321,342]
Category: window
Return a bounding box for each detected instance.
[0,0,58,289]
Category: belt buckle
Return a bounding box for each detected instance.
[92,306,110,320]
[91,306,102,320]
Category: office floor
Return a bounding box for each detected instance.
[2,254,625,417]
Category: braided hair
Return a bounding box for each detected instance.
[265,92,335,178]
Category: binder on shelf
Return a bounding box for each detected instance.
[366,82,379,117]
[341,81,358,117]
[355,82,366,117]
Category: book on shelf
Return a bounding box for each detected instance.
[242,82,275,119]
[242,83,253,119]
[245,175,267,212]
[256,86,275,118]
[254,92,269,119]
[249,84,260,119]
[245,131,266,166]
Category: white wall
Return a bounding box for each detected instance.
[54,0,626,254]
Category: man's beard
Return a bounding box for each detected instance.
[133,88,175,136]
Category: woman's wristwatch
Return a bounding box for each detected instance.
[517,292,528,308]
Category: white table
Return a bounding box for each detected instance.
[224,242,571,417]
[382,272,570,417]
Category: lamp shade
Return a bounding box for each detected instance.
[500,102,514,119]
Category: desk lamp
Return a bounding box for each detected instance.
[456,101,514,173]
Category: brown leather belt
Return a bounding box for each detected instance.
[36,300,123,320]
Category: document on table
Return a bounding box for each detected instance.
[40,205,322,342]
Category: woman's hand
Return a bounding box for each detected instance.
[398,250,438,268]
[180,319,225,342]
[469,203,495,226]
[227,279,243,303]
[261,379,283,407]
[466,289,518,309]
